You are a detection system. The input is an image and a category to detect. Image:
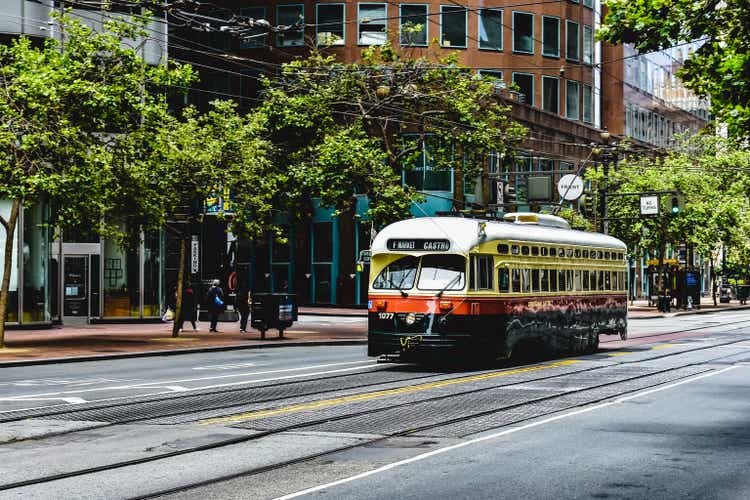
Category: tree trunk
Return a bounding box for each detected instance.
[172,237,186,337]
[0,198,22,348]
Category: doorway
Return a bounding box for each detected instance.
[63,255,88,321]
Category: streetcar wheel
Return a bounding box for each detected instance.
[586,333,600,354]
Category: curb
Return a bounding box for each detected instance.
[0,339,368,368]
[299,311,368,318]
[628,305,750,319]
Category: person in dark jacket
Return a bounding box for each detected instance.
[206,279,225,332]
[237,285,251,333]
[177,285,198,332]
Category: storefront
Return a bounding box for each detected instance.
[52,230,165,323]
[0,200,52,326]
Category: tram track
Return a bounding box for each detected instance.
[600,316,750,344]
[2,334,749,496]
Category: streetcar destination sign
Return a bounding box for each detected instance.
[387,239,451,251]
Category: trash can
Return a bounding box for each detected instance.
[737,285,749,305]
[250,293,298,339]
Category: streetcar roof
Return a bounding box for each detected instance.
[371,217,627,254]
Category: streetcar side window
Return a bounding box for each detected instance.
[549,248,557,257]
[574,270,582,291]
[558,269,566,291]
[559,247,565,257]
[512,268,522,292]
[470,255,494,290]
[541,247,548,256]
[532,269,540,292]
[540,269,549,292]
[522,269,531,292]
[605,251,611,260]
[511,245,520,255]
[605,271,612,290]
[521,246,530,256]
[583,270,590,291]
[575,249,581,258]
[550,268,558,291]
[613,271,619,290]
[498,244,509,254]
[597,270,605,290]
[498,268,510,293]
[567,270,574,291]
[566,248,574,258]
[583,249,589,258]
[531,246,539,256]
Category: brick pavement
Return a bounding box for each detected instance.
[1,301,748,365]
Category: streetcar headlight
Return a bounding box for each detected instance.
[405,312,416,325]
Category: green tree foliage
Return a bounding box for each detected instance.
[598,0,750,138]
[588,136,750,290]
[0,14,193,344]
[257,43,527,228]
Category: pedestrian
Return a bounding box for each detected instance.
[237,285,251,333]
[206,279,225,333]
[177,285,198,332]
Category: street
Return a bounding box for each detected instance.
[1,311,750,499]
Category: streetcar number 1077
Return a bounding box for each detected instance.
[378,312,394,320]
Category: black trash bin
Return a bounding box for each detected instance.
[251,293,298,339]
[737,285,749,305]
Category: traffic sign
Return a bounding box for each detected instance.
[557,174,584,201]
[640,195,659,215]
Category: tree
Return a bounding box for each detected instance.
[591,135,750,301]
[147,100,279,336]
[258,43,527,228]
[0,14,193,345]
[598,0,750,138]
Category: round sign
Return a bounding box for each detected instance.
[557,174,584,201]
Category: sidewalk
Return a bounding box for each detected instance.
[0,320,367,366]
[626,298,750,318]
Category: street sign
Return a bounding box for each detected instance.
[190,236,200,274]
[358,249,371,264]
[640,195,659,215]
[557,174,584,201]
[496,180,504,205]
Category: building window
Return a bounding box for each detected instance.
[566,20,579,61]
[513,12,534,54]
[358,3,387,45]
[479,69,504,92]
[583,84,593,123]
[583,0,593,8]
[240,7,267,48]
[478,8,502,51]
[276,5,304,47]
[316,4,345,46]
[566,80,579,120]
[404,136,452,192]
[512,72,534,106]
[441,5,467,48]
[583,25,593,65]
[542,16,559,57]
[400,4,428,46]
[542,76,559,114]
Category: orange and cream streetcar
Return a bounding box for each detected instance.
[367,213,628,362]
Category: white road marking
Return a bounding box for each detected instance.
[274,365,740,500]
[0,363,381,414]
[193,363,258,371]
[0,396,88,404]
[0,360,377,401]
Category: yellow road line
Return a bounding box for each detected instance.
[607,351,633,357]
[651,343,679,350]
[200,360,580,425]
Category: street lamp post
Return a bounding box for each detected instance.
[598,129,610,234]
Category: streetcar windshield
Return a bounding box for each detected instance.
[373,256,419,290]
[417,254,466,290]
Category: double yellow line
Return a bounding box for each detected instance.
[200,359,580,425]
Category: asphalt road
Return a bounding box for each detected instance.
[1,311,749,499]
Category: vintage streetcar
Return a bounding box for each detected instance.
[367,213,628,362]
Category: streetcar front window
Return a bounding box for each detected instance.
[373,256,419,290]
[417,254,466,290]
